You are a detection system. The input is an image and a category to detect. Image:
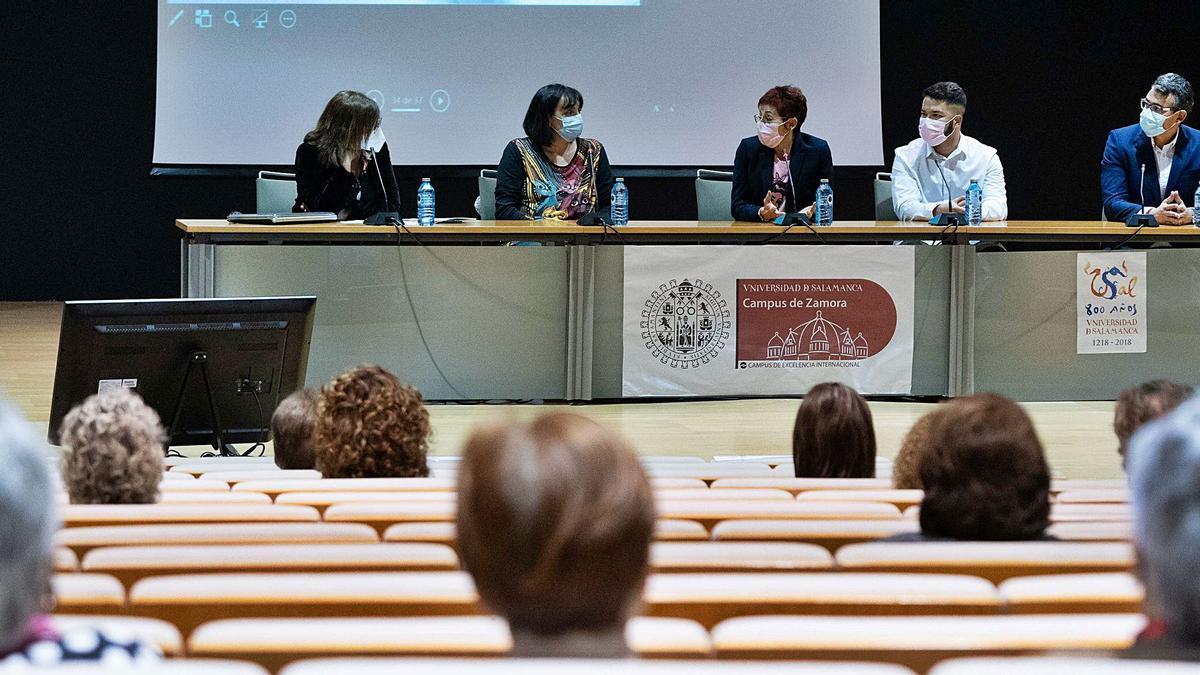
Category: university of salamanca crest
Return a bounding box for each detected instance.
[639,278,730,368]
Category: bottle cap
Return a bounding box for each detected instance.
[616,177,625,182]
[820,178,830,183]
[421,177,430,182]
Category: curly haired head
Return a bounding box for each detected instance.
[314,365,431,478]
[59,389,164,505]
[1115,380,1194,469]
[892,406,945,489]
[918,394,1051,541]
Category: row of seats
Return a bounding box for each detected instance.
[52,570,1143,632]
[54,540,1135,585]
[42,610,1151,672]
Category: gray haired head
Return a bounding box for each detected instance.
[1153,73,1194,115]
[0,402,56,651]
[1128,393,1200,640]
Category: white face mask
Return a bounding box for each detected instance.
[362,126,386,153]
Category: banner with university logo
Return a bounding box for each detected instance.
[1077,251,1147,354]
[622,246,916,396]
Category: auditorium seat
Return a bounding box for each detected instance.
[159,492,273,505]
[1046,521,1132,542]
[658,489,794,501]
[710,614,1146,669]
[161,471,198,481]
[56,523,379,558]
[644,572,1001,628]
[998,572,1144,613]
[52,614,183,656]
[834,542,1135,582]
[655,500,901,529]
[641,456,709,464]
[1050,479,1127,492]
[56,547,79,572]
[60,504,320,528]
[643,464,776,481]
[53,573,125,614]
[381,518,710,548]
[232,478,457,498]
[159,479,233,492]
[711,519,919,551]
[651,478,710,490]
[25,660,270,674]
[1055,489,1130,504]
[275,491,457,513]
[323,502,456,534]
[189,616,711,669]
[81,543,459,587]
[200,470,323,484]
[795,490,924,508]
[1050,504,1132,522]
[128,571,482,635]
[276,658,915,675]
[651,542,833,572]
[167,457,278,474]
[929,656,1197,674]
[710,478,893,495]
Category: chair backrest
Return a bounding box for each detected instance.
[256,171,298,213]
[711,518,919,552]
[998,572,1143,613]
[278,658,914,675]
[834,541,1135,583]
[477,169,498,219]
[931,655,1194,674]
[695,170,734,221]
[874,172,898,221]
[56,522,380,558]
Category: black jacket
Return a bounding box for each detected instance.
[731,132,833,221]
[293,141,400,219]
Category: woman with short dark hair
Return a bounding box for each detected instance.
[294,90,400,220]
[792,382,876,478]
[456,412,654,657]
[495,83,616,221]
[732,85,833,222]
[904,393,1052,541]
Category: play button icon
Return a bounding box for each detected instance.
[430,89,450,113]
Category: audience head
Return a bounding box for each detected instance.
[1129,396,1200,643]
[524,83,584,148]
[918,393,1051,540]
[456,412,655,655]
[792,382,876,478]
[314,365,430,479]
[892,406,944,489]
[756,85,808,140]
[270,388,319,470]
[304,90,382,168]
[59,390,164,505]
[0,402,56,652]
[1115,380,1193,469]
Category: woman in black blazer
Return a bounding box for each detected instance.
[731,85,833,222]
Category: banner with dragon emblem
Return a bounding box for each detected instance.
[623,246,915,396]
[1077,252,1146,354]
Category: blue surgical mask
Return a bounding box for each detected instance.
[556,113,584,141]
[1140,107,1168,138]
[362,126,386,153]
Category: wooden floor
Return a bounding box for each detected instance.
[0,302,1121,479]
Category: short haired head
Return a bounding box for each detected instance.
[456,412,655,638]
[1151,73,1194,116]
[1128,396,1200,641]
[758,85,809,128]
[59,389,164,505]
[271,389,319,470]
[314,365,430,479]
[304,90,382,168]
[1115,380,1194,469]
[918,394,1051,540]
[922,81,967,112]
[792,382,876,478]
[0,402,56,651]
[892,406,944,489]
[523,83,584,149]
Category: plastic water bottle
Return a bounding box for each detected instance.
[417,178,435,226]
[815,179,833,225]
[611,178,629,226]
[966,179,983,226]
[1193,184,1200,226]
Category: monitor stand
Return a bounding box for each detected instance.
[166,350,239,457]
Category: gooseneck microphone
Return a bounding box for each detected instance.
[1125,162,1155,228]
[364,148,403,226]
[928,156,964,227]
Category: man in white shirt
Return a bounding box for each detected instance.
[890,82,1008,222]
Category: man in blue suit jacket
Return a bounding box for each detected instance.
[1102,73,1199,225]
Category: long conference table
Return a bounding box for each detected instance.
[177,219,1200,402]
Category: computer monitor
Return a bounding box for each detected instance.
[48,296,316,455]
